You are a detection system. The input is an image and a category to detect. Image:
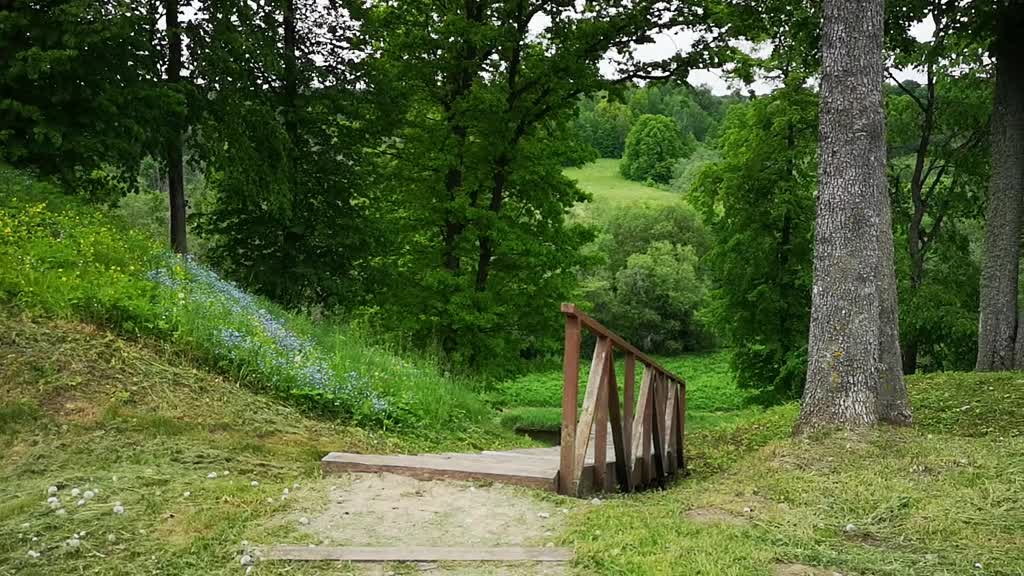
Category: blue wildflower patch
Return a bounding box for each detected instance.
[146,255,392,424]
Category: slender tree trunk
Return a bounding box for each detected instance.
[977,13,1024,371]
[798,0,903,433]
[165,0,187,254]
[876,166,912,425]
[282,0,298,145]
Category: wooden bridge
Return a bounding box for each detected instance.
[322,304,687,497]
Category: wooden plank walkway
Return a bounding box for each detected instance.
[322,438,623,495]
[264,546,572,562]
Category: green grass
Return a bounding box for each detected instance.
[0,165,510,441]
[566,375,1024,575]
[565,159,680,209]
[491,350,752,433]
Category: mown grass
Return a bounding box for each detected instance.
[566,374,1024,575]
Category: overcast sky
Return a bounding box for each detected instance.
[610,17,937,95]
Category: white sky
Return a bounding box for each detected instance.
[609,18,937,95]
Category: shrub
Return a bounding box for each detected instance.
[620,114,694,184]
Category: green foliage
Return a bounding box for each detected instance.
[691,84,817,401]
[354,0,713,373]
[620,114,694,184]
[584,203,713,354]
[0,0,169,194]
[575,95,635,158]
[498,407,563,433]
[0,166,499,434]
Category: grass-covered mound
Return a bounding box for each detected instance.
[0,165,510,444]
[567,372,1024,575]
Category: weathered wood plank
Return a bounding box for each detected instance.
[572,336,610,494]
[593,350,609,491]
[624,352,635,480]
[560,304,684,385]
[650,375,666,487]
[665,384,678,475]
[559,313,582,494]
[605,351,630,492]
[322,453,556,491]
[264,546,573,562]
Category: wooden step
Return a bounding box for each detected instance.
[322,452,558,491]
[263,545,573,562]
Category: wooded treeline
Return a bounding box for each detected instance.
[2,0,1022,428]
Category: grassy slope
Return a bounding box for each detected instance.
[565,159,680,208]
[0,311,387,575]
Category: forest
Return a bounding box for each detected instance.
[2,0,1024,574]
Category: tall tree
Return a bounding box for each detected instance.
[165,0,187,253]
[976,3,1024,371]
[798,0,910,433]
[364,0,726,369]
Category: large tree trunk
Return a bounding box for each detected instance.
[798,0,899,433]
[165,0,187,254]
[977,12,1024,371]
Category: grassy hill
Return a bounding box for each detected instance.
[564,159,681,208]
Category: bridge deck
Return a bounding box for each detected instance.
[322,442,622,495]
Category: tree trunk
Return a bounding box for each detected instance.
[876,168,912,425]
[977,12,1024,371]
[165,0,187,254]
[797,0,894,433]
[282,0,298,145]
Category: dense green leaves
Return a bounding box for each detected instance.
[692,84,817,400]
[621,114,694,184]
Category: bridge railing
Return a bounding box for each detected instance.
[558,303,686,496]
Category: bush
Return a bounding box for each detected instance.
[583,202,713,354]
[620,114,694,184]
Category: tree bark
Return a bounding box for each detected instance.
[165,0,187,254]
[798,0,900,433]
[977,11,1024,371]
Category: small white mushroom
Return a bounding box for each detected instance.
[77,499,86,507]
[537,512,550,519]
[298,517,310,526]
[66,538,81,548]
[590,498,602,505]
[27,550,41,558]
[108,534,117,543]
[843,523,857,533]
[47,496,59,505]
[250,481,259,487]
[47,486,58,496]
[183,491,191,498]
[206,472,218,479]
[70,488,81,498]
[83,490,95,501]
[240,554,255,566]
[113,502,125,515]
[55,508,67,516]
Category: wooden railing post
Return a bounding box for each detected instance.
[560,304,687,495]
[624,353,635,482]
[558,311,581,495]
